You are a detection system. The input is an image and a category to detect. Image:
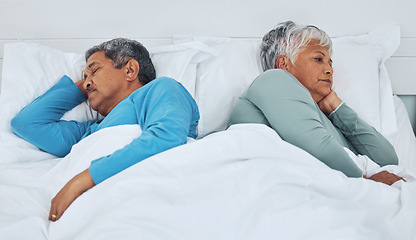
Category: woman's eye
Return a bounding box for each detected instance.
[92,68,99,75]
[314,58,323,62]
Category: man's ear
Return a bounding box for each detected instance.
[124,59,140,82]
[275,56,289,70]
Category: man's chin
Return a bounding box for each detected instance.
[88,101,99,112]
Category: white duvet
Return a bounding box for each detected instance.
[0,123,415,240]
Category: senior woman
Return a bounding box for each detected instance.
[228,21,403,185]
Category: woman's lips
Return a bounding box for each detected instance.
[319,79,332,84]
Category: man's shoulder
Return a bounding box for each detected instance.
[143,76,192,96]
[147,76,179,88]
[130,76,192,101]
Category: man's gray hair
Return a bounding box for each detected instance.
[260,21,332,71]
[86,38,156,85]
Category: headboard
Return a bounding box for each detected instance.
[0,0,415,93]
[0,0,415,95]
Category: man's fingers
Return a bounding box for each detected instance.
[49,208,62,222]
[49,199,57,221]
[49,198,62,222]
[48,170,96,222]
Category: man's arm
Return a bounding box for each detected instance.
[11,75,93,157]
[247,70,363,177]
[88,78,199,184]
[49,78,198,222]
[49,169,95,221]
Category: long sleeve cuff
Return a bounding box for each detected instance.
[328,102,344,118]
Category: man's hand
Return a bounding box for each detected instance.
[318,90,343,115]
[365,170,406,186]
[49,169,95,222]
[75,79,88,99]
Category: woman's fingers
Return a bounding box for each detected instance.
[367,170,406,185]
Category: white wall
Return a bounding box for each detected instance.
[0,0,415,128]
[0,0,415,38]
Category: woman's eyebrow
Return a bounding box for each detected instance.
[316,51,326,56]
[316,51,333,63]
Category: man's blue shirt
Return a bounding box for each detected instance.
[12,75,199,184]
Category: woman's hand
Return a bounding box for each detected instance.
[317,90,343,115]
[75,79,88,99]
[365,170,406,186]
[49,169,95,222]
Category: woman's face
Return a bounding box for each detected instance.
[286,39,333,103]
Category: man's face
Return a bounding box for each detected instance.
[83,51,126,116]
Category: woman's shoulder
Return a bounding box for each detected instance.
[260,68,295,78]
[247,69,310,97]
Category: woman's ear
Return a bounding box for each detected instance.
[275,56,289,70]
[124,59,140,82]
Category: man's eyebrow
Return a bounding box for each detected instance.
[84,62,98,79]
[87,62,98,69]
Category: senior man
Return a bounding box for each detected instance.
[11,38,200,221]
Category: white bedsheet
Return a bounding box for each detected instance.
[387,96,416,173]
[1,123,415,240]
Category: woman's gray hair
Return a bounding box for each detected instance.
[260,21,332,71]
[86,38,156,85]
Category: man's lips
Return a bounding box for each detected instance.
[86,89,95,97]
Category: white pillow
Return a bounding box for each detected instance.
[183,38,263,138]
[0,41,211,142]
[150,41,214,98]
[0,42,88,140]
[331,25,400,135]
[175,25,400,138]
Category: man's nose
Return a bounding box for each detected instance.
[83,78,92,90]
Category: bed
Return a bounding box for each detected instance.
[0,24,416,240]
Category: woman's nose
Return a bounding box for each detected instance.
[325,65,333,76]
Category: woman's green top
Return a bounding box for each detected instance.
[228,69,398,177]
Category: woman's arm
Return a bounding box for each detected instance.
[320,91,399,167]
[246,70,363,177]
[317,90,342,115]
